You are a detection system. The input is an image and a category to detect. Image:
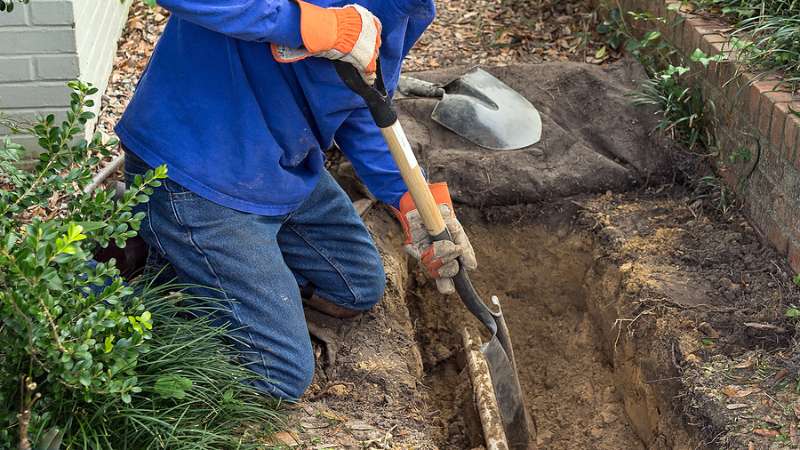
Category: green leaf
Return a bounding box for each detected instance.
[154,164,168,178]
[785,307,800,319]
[104,335,115,353]
[66,223,87,242]
[643,31,661,42]
[595,46,607,59]
[154,375,193,400]
[77,221,106,232]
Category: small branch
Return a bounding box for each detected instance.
[84,154,125,194]
[38,298,66,353]
[18,377,41,450]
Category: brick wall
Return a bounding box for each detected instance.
[0,0,130,158]
[597,0,800,274]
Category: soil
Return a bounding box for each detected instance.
[468,219,643,449]
[577,193,800,449]
[411,211,647,449]
[270,207,441,448]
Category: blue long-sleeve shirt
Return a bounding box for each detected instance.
[115,0,435,215]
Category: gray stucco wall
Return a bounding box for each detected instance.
[0,0,130,158]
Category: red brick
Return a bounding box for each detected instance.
[652,0,664,18]
[694,23,727,61]
[763,90,795,107]
[750,79,779,124]
[786,114,800,162]
[766,220,789,254]
[793,117,800,171]
[717,61,737,87]
[708,55,723,79]
[771,102,789,152]
[701,33,726,52]
[676,17,692,52]
[709,39,731,56]
[758,96,773,138]
[723,74,749,117]
[684,18,706,52]
[740,74,759,121]
[789,240,800,274]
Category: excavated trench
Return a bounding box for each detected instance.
[407,205,695,449]
[292,62,772,447]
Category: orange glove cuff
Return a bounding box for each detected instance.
[397,182,452,216]
[296,0,339,53]
[392,183,453,245]
[297,0,373,55]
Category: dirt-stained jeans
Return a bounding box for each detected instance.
[124,151,385,400]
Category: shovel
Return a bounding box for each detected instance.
[397,69,542,151]
[333,60,533,449]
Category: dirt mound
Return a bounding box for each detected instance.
[275,209,441,448]
[397,60,676,207]
[577,193,800,449]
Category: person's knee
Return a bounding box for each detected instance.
[357,254,386,310]
[263,346,315,401]
[280,350,315,401]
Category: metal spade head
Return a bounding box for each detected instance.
[431,68,542,151]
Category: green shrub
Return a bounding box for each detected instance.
[692,0,800,19]
[0,81,280,449]
[631,62,715,150]
[689,0,800,87]
[734,15,800,88]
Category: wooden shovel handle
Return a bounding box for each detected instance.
[333,59,500,336]
[380,122,446,235]
[330,60,447,235]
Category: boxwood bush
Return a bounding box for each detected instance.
[0,81,281,449]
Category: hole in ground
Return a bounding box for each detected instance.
[408,205,681,449]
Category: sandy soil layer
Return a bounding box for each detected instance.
[411,212,648,449]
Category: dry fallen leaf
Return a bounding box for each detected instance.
[726,403,749,410]
[320,409,347,422]
[272,431,300,446]
[722,385,759,398]
[734,358,755,369]
[753,428,779,437]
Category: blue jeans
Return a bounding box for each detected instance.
[124,152,385,400]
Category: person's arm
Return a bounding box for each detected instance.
[334,106,408,207]
[157,0,303,46]
[337,107,478,294]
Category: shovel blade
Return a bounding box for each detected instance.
[432,68,542,151]
[483,336,534,449]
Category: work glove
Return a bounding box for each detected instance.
[271,0,381,84]
[393,183,478,295]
